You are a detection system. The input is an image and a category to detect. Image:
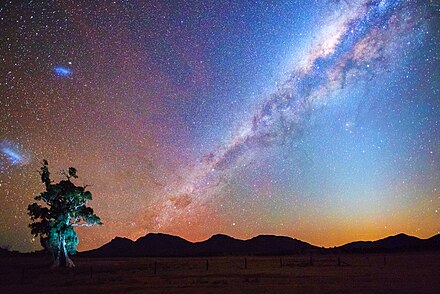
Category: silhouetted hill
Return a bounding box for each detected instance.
[81,233,318,257]
[246,235,314,255]
[0,248,12,257]
[427,234,440,242]
[425,234,440,249]
[86,237,135,256]
[340,233,440,252]
[0,247,22,257]
[81,233,440,257]
[195,234,244,256]
[134,233,194,256]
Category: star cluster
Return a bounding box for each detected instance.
[1,0,439,252]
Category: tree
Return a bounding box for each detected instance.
[28,160,102,268]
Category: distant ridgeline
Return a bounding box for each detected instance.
[78,233,440,257]
[3,233,439,257]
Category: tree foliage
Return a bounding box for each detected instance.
[28,160,102,267]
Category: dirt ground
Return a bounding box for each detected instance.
[1,252,440,293]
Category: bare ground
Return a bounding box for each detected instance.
[1,252,440,293]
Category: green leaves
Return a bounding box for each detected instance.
[64,227,79,254]
[29,220,49,237]
[28,203,42,219]
[40,159,51,187]
[83,191,92,200]
[68,167,78,179]
[28,161,102,257]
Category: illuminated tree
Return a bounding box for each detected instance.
[28,160,102,268]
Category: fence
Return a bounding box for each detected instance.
[77,254,389,278]
[15,254,392,281]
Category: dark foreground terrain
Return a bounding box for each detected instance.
[1,252,440,293]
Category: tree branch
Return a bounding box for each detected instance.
[71,223,95,227]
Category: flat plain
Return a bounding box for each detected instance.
[1,252,440,293]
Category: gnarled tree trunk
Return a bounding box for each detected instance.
[52,236,75,268]
[51,237,61,268]
[62,238,75,268]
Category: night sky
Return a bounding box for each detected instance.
[1,0,440,252]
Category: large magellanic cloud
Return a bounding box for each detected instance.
[0,140,30,171]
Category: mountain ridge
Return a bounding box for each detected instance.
[79,232,440,257]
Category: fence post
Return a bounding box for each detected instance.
[244,258,247,269]
[310,254,313,266]
[280,257,283,268]
[154,261,157,275]
[206,259,209,271]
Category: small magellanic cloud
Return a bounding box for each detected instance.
[53,66,72,77]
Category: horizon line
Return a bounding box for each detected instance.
[78,230,439,253]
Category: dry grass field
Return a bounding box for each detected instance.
[1,252,440,293]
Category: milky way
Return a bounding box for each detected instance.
[152,0,434,228]
[1,0,439,252]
